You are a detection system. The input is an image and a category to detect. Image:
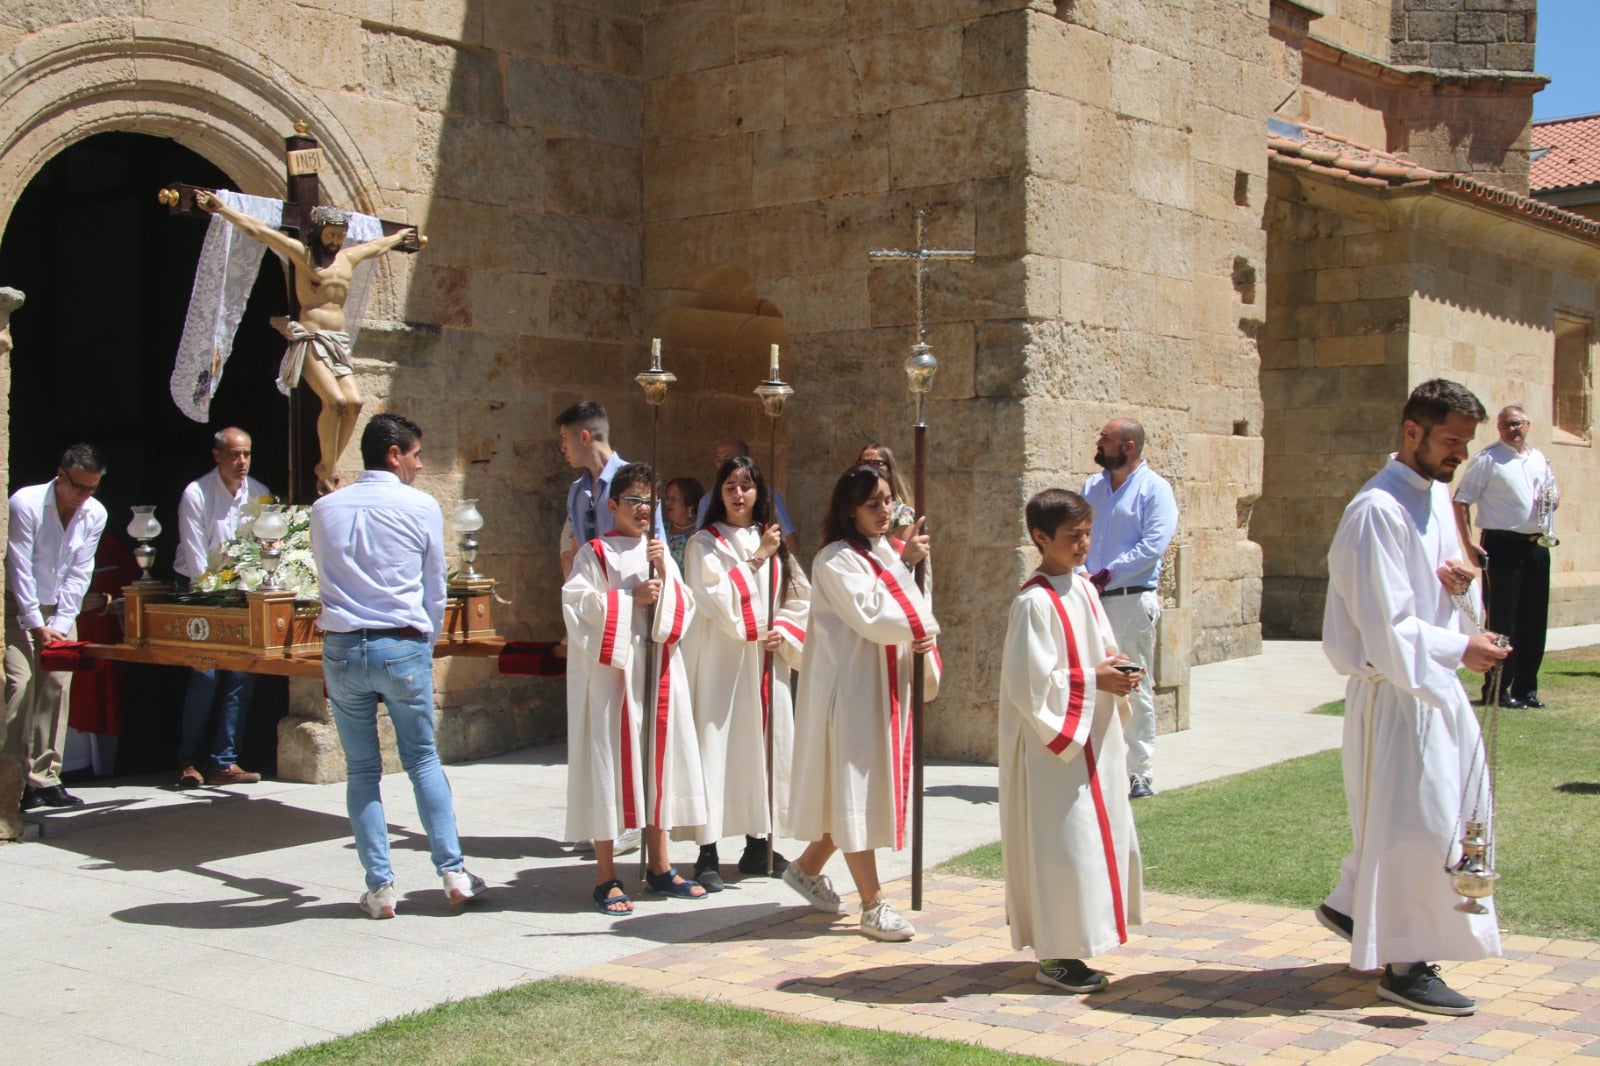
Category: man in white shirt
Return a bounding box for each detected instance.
[1082,418,1179,799]
[4,444,109,809]
[174,427,271,789]
[1452,406,1557,708]
[310,413,485,918]
[1317,379,1507,1016]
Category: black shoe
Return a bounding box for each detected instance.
[20,788,39,811]
[1497,695,1526,709]
[31,785,84,807]
[737,845,789,877]
[692,855,725,892]
[1129,775,1154,799]
[1035,958,1109,993]
[1519,693,1546,709]
[1377,963,1475,1016]
[1314,904,1353,942]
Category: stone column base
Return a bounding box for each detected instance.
[0,757,23,842]
[275,676,400,784]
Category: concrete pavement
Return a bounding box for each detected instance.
[2,629,1596,1064]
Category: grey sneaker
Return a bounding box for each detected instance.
[782,861,847,914]
[359,882,397,919]
[1378,963,1476,1016]
[442,868,487,906]
[860,898,915,942]
[1036,958,1109,993]
[614,828,643,856]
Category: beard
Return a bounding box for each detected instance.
[1093,449,1128,472]
[1413,445,1461,483]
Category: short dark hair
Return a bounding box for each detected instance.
[555,401,608,442]
[666,476,704,515]
[821,465,888,547]
[1402,379,1487,432]
[360,413,422,470]
[59,442,106,475]
[1026,488,1092,547]
[609,462,653,500]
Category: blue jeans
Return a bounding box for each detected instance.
[323,631,464,892]
[178,669,256,769]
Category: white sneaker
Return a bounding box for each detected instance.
[442,868,487,906]
[861,898,915,942]
[614,828,642,856]
[782,861,847,914]
[359,883,397,919]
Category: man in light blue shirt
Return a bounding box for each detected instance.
[556,401,662,576]
[1083,418,1179,798]
[311,413,485,918]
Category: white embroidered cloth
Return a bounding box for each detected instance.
[171,190,382,422]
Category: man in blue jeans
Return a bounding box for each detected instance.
[174,427,270,789]
[310,413,485,918]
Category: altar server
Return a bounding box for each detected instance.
[683,455,810,890]
[999,488,1143,993]
[784,465,939,942]
[563,463,708,914]
[1318,379,1508,1015]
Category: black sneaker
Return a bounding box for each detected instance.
[691,857,725,893]
[1035,958,1109,993]
[1377,963,1476,1016]
[1129,774,1154,799]
[737,844,789,877]
[1315,903,1353,942]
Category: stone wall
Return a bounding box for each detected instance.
[1390,0,1537,73]
[1261,166,1600,637]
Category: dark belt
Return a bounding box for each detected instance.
[355,626,425,640]
[1101,586,1156,597]
[1483,529,1541,542]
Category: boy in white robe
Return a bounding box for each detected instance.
[682,455,811,890]
[563,463,709,914]
[785,466,940,942]
[1319,379,1509,1016]
[1000,488,1144,993]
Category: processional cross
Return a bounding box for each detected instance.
[867,208,973,911]
[158,123,426,499]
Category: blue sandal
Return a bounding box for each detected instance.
[592,879,633,914]
[646,867,708,900]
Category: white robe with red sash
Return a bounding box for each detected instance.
[682,523,811,842]
[788,536,940,854]
[999,570,1144,960]
[562,533,706,841]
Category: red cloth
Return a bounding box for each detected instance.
[66,537,140,736]
[38,641,95,672]
[497,642,566,678]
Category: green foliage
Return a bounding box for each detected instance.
[262,977,1059,1066]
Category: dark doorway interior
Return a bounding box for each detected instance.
[1,131,294,778]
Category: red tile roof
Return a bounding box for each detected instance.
[1268,121,1600,242]
[1530,113,1600,193]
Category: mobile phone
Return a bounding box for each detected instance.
[1112,663,1143,674]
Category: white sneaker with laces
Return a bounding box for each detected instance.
[442,868,487,905]
[359,883,397,919]
[614,828,643,856]
[782,862,847,914]
[860,898,915,942]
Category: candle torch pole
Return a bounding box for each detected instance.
[635,337,676,887]
[754,343,794,877]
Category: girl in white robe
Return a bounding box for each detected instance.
[563,464,709,914]
[999,488,1144,993]
[784,465,939,942]
[683,456,810,890]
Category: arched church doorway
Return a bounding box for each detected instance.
[0,131,292,778]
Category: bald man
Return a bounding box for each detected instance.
[1082,418,1179,799]
[1452,405,1557,708]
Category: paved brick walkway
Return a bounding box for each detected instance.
[582,877,1600,1064]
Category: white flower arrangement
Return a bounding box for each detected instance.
[193,500,320,601]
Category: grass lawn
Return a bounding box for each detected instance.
[261,976,1057,1066]
[940,646,1600,942]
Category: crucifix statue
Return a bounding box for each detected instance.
[159,124,426,496]
[867,207,973,911]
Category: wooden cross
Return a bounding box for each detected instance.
[157,123,424,499]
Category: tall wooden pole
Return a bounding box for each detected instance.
[636,339,675,887]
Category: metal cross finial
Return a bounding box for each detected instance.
[869,209,975,349]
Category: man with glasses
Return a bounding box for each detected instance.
[5,443,108,809]
[1452,405,1558,708]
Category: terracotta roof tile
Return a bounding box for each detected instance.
[1268,119,1600,242]
[1530,113,1600,192]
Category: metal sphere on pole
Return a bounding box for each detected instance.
[754,343,794,877]
[633,336,676,886]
